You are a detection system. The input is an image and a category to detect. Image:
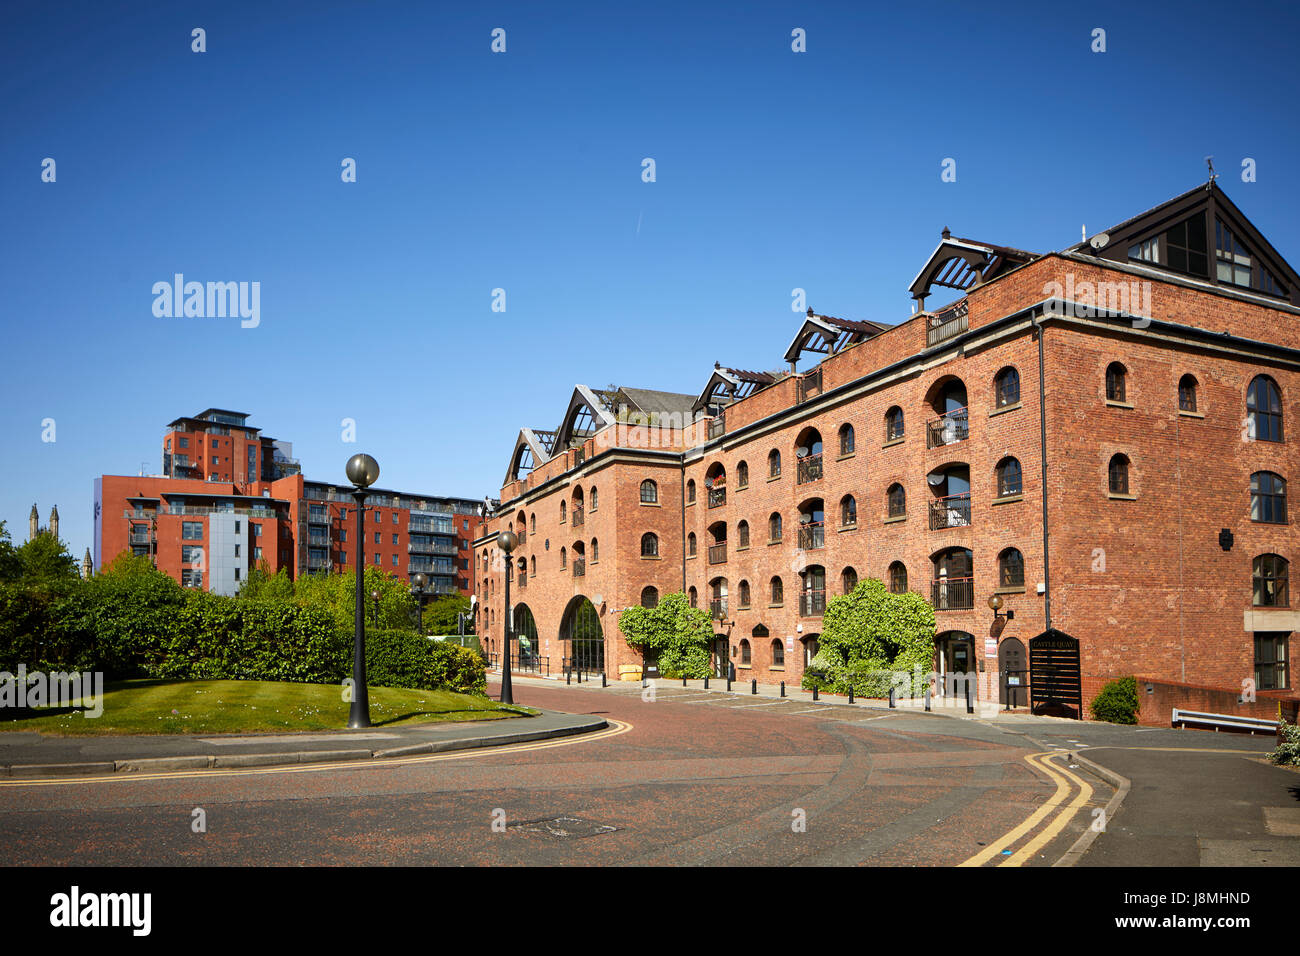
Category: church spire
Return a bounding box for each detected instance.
[49,505,59,540]
[29,503,38,541]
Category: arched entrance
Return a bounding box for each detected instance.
[713,633,730,678]
[560,595,604,673]
[998,636,1027,707]
[935,630,975,698]
[513,603,539,669]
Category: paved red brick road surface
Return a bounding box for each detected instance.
[0,680,1109,866]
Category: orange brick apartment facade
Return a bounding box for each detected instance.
[96,409,481,598]
[476,183,1300,721]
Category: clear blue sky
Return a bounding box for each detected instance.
[3,0,1299,559]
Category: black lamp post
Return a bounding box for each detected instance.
[497,529,518,704]
[346,453,380,729]
[410,573,428,637]
[371,589,381,626]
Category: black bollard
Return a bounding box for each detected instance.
[780,681,786,698]
[566,666,572,686]
[813,686,819,702]
[751,678,757,695]
[602,671,607,688]
[966,680,973,714]
[726,676,732,692]
[889,685,896,709]
[683,676,687,687]
[848,687,854,705]
[704,676,709,689]
[925,687,931,712]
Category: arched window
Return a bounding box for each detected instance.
[996,458,1023,498]
[995,367,1021,407]
[841,566,858,593]
[769,512,783,542]
[560,546,567,569]
[590,487,598,511]
[641,533,658,557]
[737,520,750,549]
[771,639,785,666]
[1248,375,1283,442]
[739,639,752,665]
[641,586,659,608]
[885,406,904,441]
[887,483,906,517]
[1178,375,1198,413]
[737,460,749,488]
[768,449,782,478]
[738,580,751,608]
[1106,362,1127,403]
[1253,554,1289,607]
[1250,472,1287,524]
[591,538,599,562]
[640,479,659,503]
[530,555,536,575]
[686,479,696,504]
[687,532,697,556]
[838,494,857,528]
[1108,454,1130,495]
[888,561,908,594]
[560,500,567,523]
[999,548,1025,588]
[769,576,784,605]
[529,513,536,534]
[688,586,698,608]
[839,423,856,456]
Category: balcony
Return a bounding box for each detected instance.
[930,576,974,611]
[926,302,969,347]
[128,532,150,545]
[796,454,823,484]
[709,598,728,619]
[308,535,330,547]
[571,508,584,528]
[708,487,726,508]
[708,415,725,440]
[798,368,823,402]
[707,542,727,565]
[797,522,825,551]
[928,493,972,530]
[573,558,586,577]
[799,589,826,617]
[408,541,457,555]
[926,407,969,448]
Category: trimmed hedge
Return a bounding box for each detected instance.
[1090,676,1139,724]
[363,630,486,696]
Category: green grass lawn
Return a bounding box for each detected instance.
[0,679,537,736]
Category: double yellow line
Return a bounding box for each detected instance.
[958,750,1094,867]
[0,719,634,788]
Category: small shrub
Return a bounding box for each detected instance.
[362,629,487,696]
[1090,676,1139,724]
[1271,717,1300,766]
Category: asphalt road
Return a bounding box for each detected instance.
[0,678,1122,867]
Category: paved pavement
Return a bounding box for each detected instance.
[0,707,604,776]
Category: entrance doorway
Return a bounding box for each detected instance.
[935,631,975,697]
[998,637,1027,707]
[712,636,730,678]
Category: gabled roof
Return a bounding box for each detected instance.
[693,364,780,412]
[553,384,620,451]
[908,231,1039,309]
[615,387,698,422]
[505,428,554,485]
[783,309,891,367]
[1072,181,1299,306]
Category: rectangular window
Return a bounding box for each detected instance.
[1164,211,1208,277]
[392,554,398,566]
[235,521,241,533]
[374,532,380,544]
[178,437,189,448]
[340,529,347,543]
[374,553,380,565]
[393,512,399,524]
[234,544,240,557]
[252,523,262,537]
[1254,632,1290,690]
[182,522,203,540]
[392,533,399,545]
[235,567,241,581]
[253,547,263,560]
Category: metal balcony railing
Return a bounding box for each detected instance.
[128,532,150,545]
[573,558,586,577]
[518,573,527,589]
[797,522,825,551]
[928,493,972,530]
[926,407,970,448]
[799,368,823,402]
[571,508,584,527]
[708,415,725,440]
[926,302,969,346]
[708,542,727,565]
[708,487,726,508]
[709,598,728,619]
[797,454,823,484]
[800,589,826,616]
[930,576,974,611]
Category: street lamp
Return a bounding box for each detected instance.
[988,594,1014,621]
[345,452,380,729]
[371,589,381,626]
[410,573,428,637]
[497,529,518,705]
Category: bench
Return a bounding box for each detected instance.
[1171,708,1279,735]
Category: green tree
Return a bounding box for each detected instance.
[618,591,713,679]
[0,521,19,581]
[810,578,936,696]
[10,532,79,590]
[422,593,473,635]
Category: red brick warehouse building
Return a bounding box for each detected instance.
[96,408,483,599]
[476,182,1300,720]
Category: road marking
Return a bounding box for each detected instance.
[0,719,635,789]
[1000,752,1093,866]
[958,752,1072,867]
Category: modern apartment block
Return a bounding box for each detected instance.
[476,182,1300,722]
[96,408,483,598]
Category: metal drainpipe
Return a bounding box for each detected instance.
[1033,309,1052,630]
[680,466,688,593]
